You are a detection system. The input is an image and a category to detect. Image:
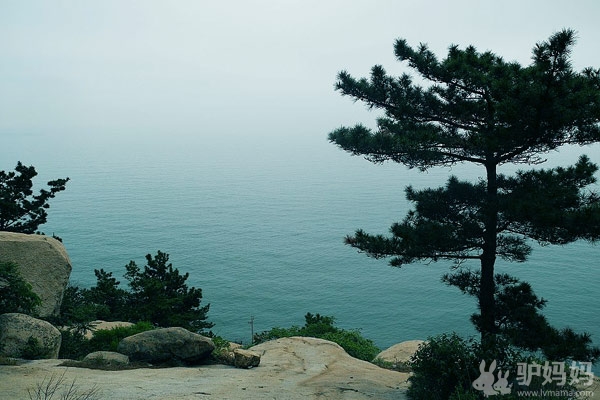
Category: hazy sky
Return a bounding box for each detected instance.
[2,1,600,147]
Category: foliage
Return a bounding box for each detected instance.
[253,312,380,361]
[0,261,41,315]
[0,162,69,233]
[407,333,580,400]
[58,321,154,360]
[408,333,481,400]
[328,29,600,353]
[58,327,92,361]
[22,337,45,360]
[87,321,154,352]
[124,251,213,332]
[83,269,130,321]
[444,271,600,362]
[57,251,212,333]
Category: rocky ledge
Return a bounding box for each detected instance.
[0,336,409,399]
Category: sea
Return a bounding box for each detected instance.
[3,133,599,362]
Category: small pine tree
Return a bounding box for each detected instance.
[124,251,213,332]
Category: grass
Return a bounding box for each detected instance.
[27,370,100,400]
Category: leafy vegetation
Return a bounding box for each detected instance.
[407,333,581,400]
[124,251,212,331]
[0,162,68,234]
[58,321,154,360]
[329,29,600,359]
[56,251,213,333]
[87,321,154,353]
[21,337,45,360]
[0,261,41,315]
[253,312,380,361]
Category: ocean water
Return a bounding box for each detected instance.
[3,134,599,357]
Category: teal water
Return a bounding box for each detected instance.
[3,134,599,356]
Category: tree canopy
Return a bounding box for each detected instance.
[0,162,69,234]
[329,29,600,359]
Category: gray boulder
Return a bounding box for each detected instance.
[233,348,261,368]
[0,232,72,317]
[117,327,215,364]
[0,313,61,359]
[83,351,130,366]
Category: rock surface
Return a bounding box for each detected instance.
[83,351,130,366]
[376,339,425,364]
[0,313,62,359]
[0,336,409,399]
[117,327,215,364]
[233,348,261,369]
[0,232,71,317]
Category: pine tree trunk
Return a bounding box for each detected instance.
[480,161,498,350]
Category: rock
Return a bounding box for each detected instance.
[227,341,242,351]
[375,339,425,364]
[0,313,61,359]
[83,351,129,366]
[0,232,72,317]
[117,327,215,364]
[233,348,260,368]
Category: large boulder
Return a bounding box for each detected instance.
[117,327,215,364]
[375,339,425,365]
[0,313,62,359]
[233,348,261,369]
[0,232,72,317]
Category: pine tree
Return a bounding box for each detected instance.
[0,162,69,233]
[329,29,600,357]
[124,251,213,332]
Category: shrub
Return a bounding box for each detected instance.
[27,371,99,400]
[58,327,92,360]
[124,251,213,332]
[87,321,154,353]
[0,261,41,315]
[58,251,213,333]
[22,337,45,360]
[407,333,582,400]
[253,312,379,361]
[407,332,481,400]
[321,330,380,361]
[58,321,154,360]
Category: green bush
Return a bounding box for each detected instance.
[22,337,45,360]
[0,261,41,315]
[58,251,213,333]
[407,333,481,400]
[58,321,154,360]
[87,321,154,352]
[408,333,582,400]
[321,330,380,361]
[253,312,379,361]
[58,326,92,360]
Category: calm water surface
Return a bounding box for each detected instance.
[3,135,599,358]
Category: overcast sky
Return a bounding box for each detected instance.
[1,1,600,149]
